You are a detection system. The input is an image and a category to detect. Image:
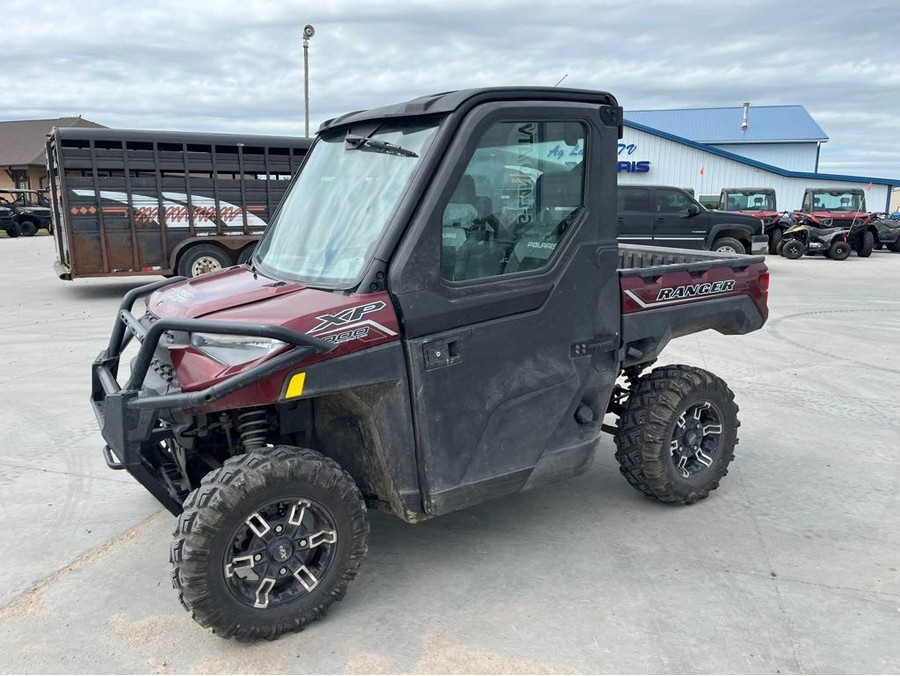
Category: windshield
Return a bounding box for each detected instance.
[255,121,439,286]
[811,191,865,212]
[723,191,775,211]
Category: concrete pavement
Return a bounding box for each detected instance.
[1,236,898,673]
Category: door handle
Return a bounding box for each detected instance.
[655,217,665,222]
[424,338,462,370]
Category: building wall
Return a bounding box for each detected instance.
[0,167,48,190]
[710,142,819,173]
[617,128,891,213]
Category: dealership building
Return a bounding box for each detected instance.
[617,104,897,213]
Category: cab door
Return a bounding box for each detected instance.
[616,186,652,244]
[651,187,707,249]
[388,103,621,516]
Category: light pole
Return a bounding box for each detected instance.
[303,24,315,137]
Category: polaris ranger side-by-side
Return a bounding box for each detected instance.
[793,188,877,257]
[717,188,784,253]
[0,189,53,237]
[90,88,770,640]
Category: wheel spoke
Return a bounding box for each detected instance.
[293,565,319,592]
[225,554,256,578]
[696,448,713,468]
[253,577,276,608]
[676,454,690,478]
[692,402,710,421]
[676,414,687,429]
[306,529,338,549]
[288,500,309,527]
[702,423,723,436]
[670,439,680,453]
[246,512,272,539]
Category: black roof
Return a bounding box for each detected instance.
[721,188,776,193]
[319,87,618,132]
[52,127,312,149]
[806,187,866,194]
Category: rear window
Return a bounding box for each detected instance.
[617,187,649,212]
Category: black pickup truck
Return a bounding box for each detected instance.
[618,185,769,255]
[90,87,770,640]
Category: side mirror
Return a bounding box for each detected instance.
[683,204,701,217]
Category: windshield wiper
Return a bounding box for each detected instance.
[345,134,418,158]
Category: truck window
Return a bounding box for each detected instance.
[655,188,693,213]
[441,120,586,282]
[617,187,650,212]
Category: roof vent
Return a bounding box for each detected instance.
[741,102,750,131]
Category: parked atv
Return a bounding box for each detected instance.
[779,222,851,260]
[0,189,53,237]
[870,214,900,252]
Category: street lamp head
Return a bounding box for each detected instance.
[303,24,315,39]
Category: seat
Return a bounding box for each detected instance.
[442,175,479,279]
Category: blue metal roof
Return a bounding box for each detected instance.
[624,120,899,186]
[624,105,828,144]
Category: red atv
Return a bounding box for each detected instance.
[792,188,876,257]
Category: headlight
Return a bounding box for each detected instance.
[191,333,285,366]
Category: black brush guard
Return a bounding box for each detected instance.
[90,277,333,513]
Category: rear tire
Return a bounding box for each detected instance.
[177,244,232,278]
[18,220,37,237]
[614,365,739,504]
[856,230,874,257]
[782,239,806,259]
[775,240,785,256]
[711,237,746,254]
[889,241,900,253]
[4,223,20,238]
[171,446,369,641]
[829,241,851,260]
[237,244,256,266]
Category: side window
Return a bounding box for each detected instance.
[655,189,693,213]
[618,187,649,213]
[441,120,586,282]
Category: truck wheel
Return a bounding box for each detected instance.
[768,229,783,255]
[614,365,739,504]
[711,237,745,254]
[18,220,38,237]
[782,239,805,259]
[856,230,874,257]
[171,446,369,641]
[178,244,231,278]
[237,244,256,266]
[828,241,851,260]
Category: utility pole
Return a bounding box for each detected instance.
[303,24,315,137]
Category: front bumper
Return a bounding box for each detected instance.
[91,278,332,514]
[751,235,769,255]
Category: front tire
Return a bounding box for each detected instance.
[171,446,369,640]
[782,239,806,259]
[711,237,745,254]
[18,220,37,237]
[614,365,739,504]
[5,223,21,238]
[856,230,874,257]
[829,241,851,260]
[768,228,783,255]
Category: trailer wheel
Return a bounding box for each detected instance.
[237,244,256,266]
[768,228,783,255]
[178,244,232,278]
[711,237,745,254]
[614,365,739,504]
[171,446,368,641]
[855,230,874,258]
[782,239,805,259]
[18,220,37,237]
[828,241,851,260]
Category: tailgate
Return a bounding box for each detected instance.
[617,245,769,367]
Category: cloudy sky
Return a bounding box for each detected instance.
[2,0,897,177]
